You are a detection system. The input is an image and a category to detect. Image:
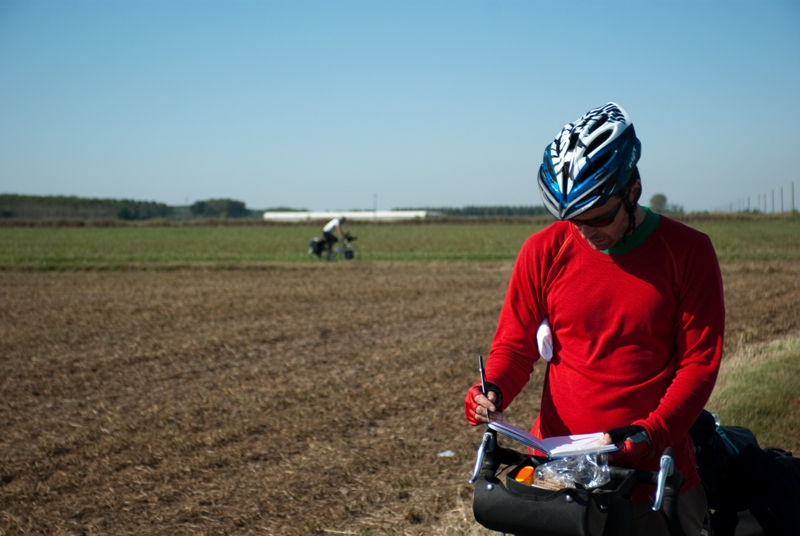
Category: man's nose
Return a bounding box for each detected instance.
[574,223,598,236]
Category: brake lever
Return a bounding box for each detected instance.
[652,449,674,511]
[469,429,496,484]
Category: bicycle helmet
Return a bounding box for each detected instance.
[538,102,641,220]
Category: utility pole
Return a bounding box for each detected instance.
[772,190,775,213]
[793,182,796,212]
[780,187,784,213]
[747,196,750,211]
[757,193,760,213]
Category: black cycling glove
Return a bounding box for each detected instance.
[605,424,651,465]
[484,381,503,411]
[606,424,649,445]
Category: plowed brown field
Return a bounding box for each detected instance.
[2,261,799,535]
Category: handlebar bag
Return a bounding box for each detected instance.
[473,456,636,536]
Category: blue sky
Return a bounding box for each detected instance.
[1,0,798,212]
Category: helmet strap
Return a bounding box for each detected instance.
[619,168,641,244]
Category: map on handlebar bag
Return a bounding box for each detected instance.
[488,421,618,459]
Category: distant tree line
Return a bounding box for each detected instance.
[189,199,252,218]
[399,205,551,217]
[0,194,259,220]
[0,194,172,220]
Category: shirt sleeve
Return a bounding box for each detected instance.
[485,235,549,410]
[634,232,724,456]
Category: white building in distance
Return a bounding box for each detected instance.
[262,210,428,222]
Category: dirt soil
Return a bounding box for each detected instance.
[1,261,799,535]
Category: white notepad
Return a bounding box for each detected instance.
[488,421,618,459]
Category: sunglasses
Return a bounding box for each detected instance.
[571,198,624,228]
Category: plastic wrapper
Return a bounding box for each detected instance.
[534,453,610,490]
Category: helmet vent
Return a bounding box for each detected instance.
[586,114,609,135]
[568,132,580,151]
[586,130,612,155]
[583,151,614,180]
[561,161,571,192]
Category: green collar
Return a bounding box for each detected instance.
[602,207,660,255]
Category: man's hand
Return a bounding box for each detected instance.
[464,383,504,426]
[600,425,651,466]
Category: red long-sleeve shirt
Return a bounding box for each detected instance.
[486,216,724,493]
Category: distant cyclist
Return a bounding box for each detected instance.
[322,215,348,251]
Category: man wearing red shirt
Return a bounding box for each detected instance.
[465,103,724,536]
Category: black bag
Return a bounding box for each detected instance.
[690,409,760,496]
[714,445,800,536]
[309,237,325,255]
[473,454,636,536]
[690,409,800,536]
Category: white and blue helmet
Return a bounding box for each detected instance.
[538,102,641,220]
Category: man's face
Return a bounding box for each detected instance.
[571,196,629,250]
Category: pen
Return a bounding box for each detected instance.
[478,355,489,420]
[478,355,487,396]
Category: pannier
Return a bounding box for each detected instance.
[309,237,326,255]
[690,409,800,535]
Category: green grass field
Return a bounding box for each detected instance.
[1,217,798,268]
[690,219,800,262]
[708,334,800,453]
